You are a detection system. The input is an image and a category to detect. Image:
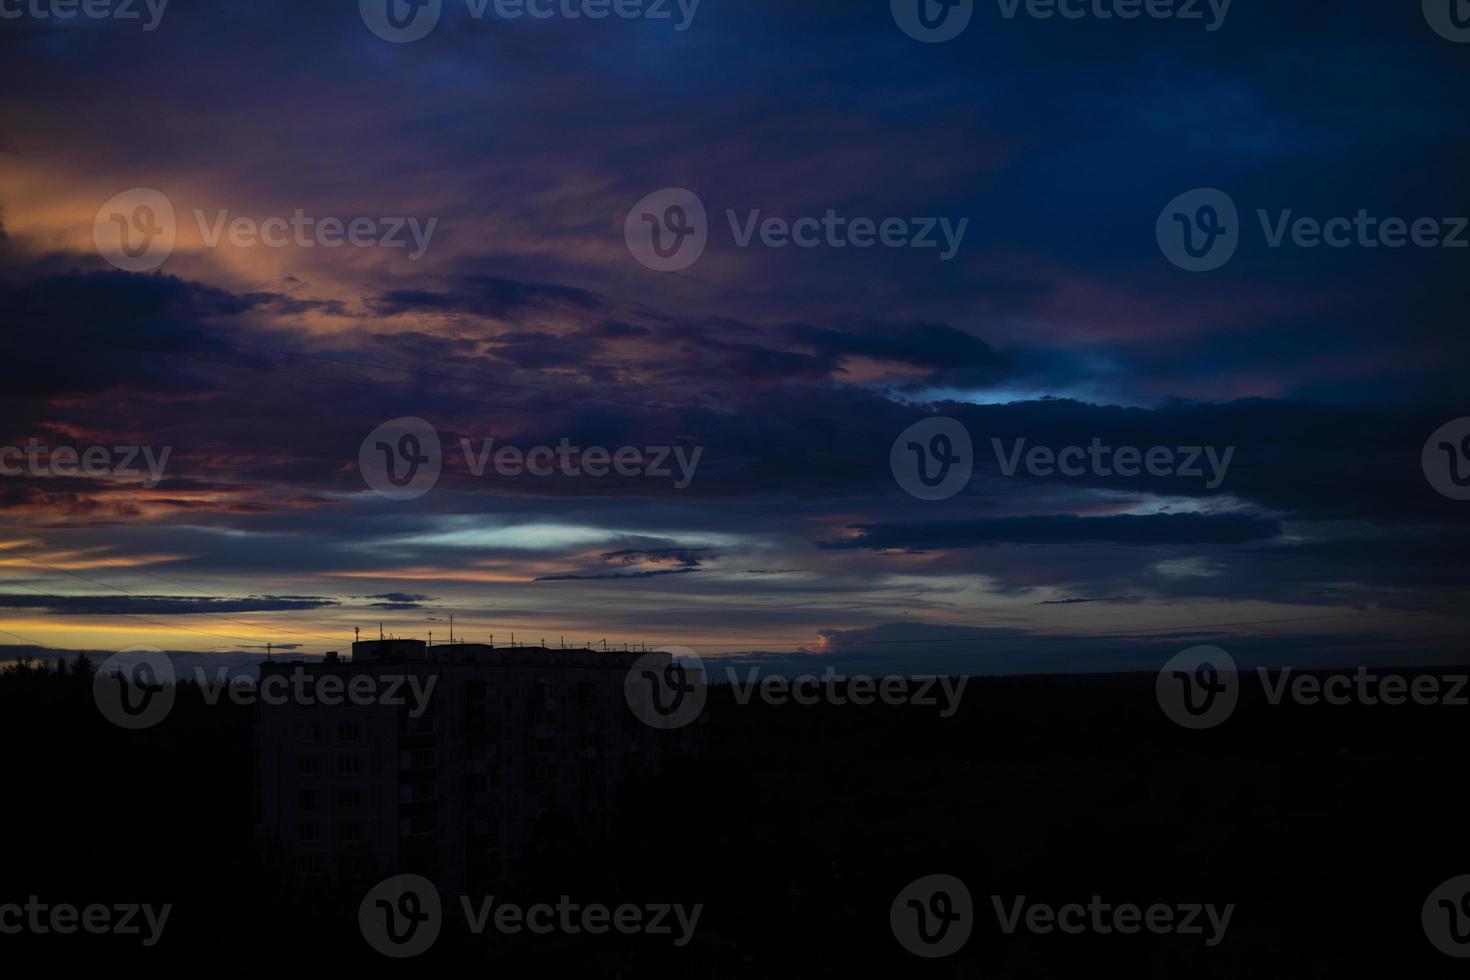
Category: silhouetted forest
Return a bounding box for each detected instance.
[3,655,1467,976]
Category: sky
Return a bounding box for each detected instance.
[1,0,1468,671]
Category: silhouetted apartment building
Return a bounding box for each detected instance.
[255,639,685,892]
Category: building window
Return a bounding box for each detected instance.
[338,755,361,776]
[338,788,361,810]
[299,822,320,843]
[340,822,362,843]
[337,722,360,742]
[298,789,317,811]
[297,755,319,776]
[298,722,320,743]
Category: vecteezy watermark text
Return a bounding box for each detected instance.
[992,437,1233,489]
[93,188,437,272]
[726,667,968,718]
[359,417,704,500]
[991,894,1233,946]
[0,0,168,31]
[890,0,1230,43]
[624,188,969,271]
[0,440,171,487]
[0,897,171,946]
[726,209,969,261]
[889,874,1233,957]
[359,0,700,43]
[195,667,437,717]
[1157,646,1470,729]
[194,209,437,260]
[460,437,702,487]
[890,417,1235,501]
[93,650,437,730]
[1158,188,1468,271]
[358,874,701,958]
[623,649,968,730]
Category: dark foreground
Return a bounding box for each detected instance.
[2,657,1466,976]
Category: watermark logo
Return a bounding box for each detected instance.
[360,417,442,500]
[1157,187,1238,272]
[93,647,176,730]
[94,188,176,273]
[891,874,973,957]
[95,191,437,267]
[1423,418,1470,501]
[626,191,968,270]
[360,0,442,42]
[891,0,973,42]
[625,188,707,272]
[1156,645,1238,729]
[1425,876,1470,956]
[891,417,973,501]
[1424,0,1470,43]
[1160,189,1469,270]
[199,667,437,716]
[360,874,443,958]
[0,0,169,31]
[624,647,706,730]
[359,874,701,956]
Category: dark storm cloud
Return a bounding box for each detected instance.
[940,398,1456,523]
[0,594,339,616]
[587,319,652,340]
[0,270,290,403]
[821,513,1283,552]
[371,275,603,320]
[364,592,433,609]
[487,330,603,369]
[787,321,1011,381]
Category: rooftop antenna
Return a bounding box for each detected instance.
[354,626,360,644]
[489,634,494,648]
[449,613,454,645]
[428,631,433,647]
[601,639,607,652]
[380,622,384,641]
[266,642,272,663]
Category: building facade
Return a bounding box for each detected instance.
[255,640,685,893]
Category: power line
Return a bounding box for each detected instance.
[0,626,52,648]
